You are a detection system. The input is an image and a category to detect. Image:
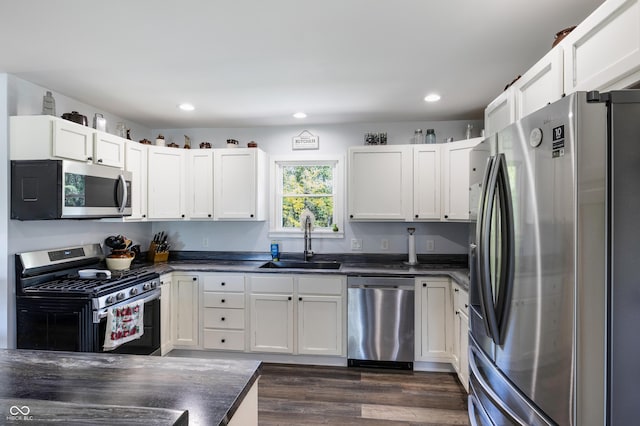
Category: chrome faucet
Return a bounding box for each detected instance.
[303,216,314,261]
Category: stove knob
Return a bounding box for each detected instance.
[142,283,151,291]
[105,296,114,304]
[130,288,138,296]
[116,292,125,301]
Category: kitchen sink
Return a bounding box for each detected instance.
[259,260,342,270]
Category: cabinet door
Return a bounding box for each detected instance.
[484,88,516,137]
[459,311,470,392]
[93,132,125,168]
[563,0,640,93]
[187,150,214,219]
[214,149,257,220]
[513,47,564,120]
[249,294,294,353]
[124,141,148,220]
[52,119,94,162]
[441,139,481,221]
[416,279,452,362]
[348,146,412,221]
[413,145,441,220]
[172,274,199,348]
[148,146,186,219]
[160,276,173,355]
[297,295,343,356]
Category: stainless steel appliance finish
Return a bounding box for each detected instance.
[11,159,132,220]
[16,244,160,355]
[347,276,414,368]
[469,91,640,426]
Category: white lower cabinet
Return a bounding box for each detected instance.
[248,274,345,356]
[415,278,452,363]
[452,282,470,391]
[160,274,173,356]
[172,273,200,348]
[202,273,247,351]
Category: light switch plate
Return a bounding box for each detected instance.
[351,239,363,251]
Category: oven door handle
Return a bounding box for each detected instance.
[94,289,161,323]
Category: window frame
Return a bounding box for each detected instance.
[269,155,344,239]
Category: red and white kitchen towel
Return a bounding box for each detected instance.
[103,301,144,351]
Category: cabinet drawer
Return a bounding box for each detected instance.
[297,276,344,296]
[203,329,245,351]
[203,292,245,308]
[202,274,245,292]
[204,308,245,329]
[249,275,294,293]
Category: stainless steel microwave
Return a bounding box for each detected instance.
[11,160,132,220]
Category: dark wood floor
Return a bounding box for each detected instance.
[258,364,470,425]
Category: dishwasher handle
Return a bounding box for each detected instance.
[348,284,415,291]
[347,276,415,291]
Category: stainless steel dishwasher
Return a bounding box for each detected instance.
[347,276,414,369]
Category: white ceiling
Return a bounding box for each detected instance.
[0,0,604,129]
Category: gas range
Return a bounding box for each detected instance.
[16,244,161,354]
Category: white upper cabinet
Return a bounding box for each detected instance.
[124,140,148,221]
[348,145,413,221]
[441,138,482,221]
[11,115,94,163]
[513,46,564,120]
[187,149,214,219]
[562,0,640,93]
[147,145,187,220]
[214,148,268,220]
[93,131,125,168]
[413,145,441,221]
[484,88,516,137]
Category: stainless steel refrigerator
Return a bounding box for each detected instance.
[468,90,640,426]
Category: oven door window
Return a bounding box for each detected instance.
[97,297,160,355]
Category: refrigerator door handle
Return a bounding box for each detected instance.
[494,154,515,345]
[478,155,501,342]
[469,345,529,426]
[468,390,494,426]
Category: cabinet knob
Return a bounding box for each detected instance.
[288,296,292,301]
[182,214,185,218]
[97,158,103,163]
[208,214,212,218]
[142,214,146,218]
[87,157,93,161]
[444,214,449,219]
[350,214,354,219]
[221,317,225,321]
[221,339,226,343]
[250,214,254,218]
[221,282,226,286]
[298,297,302,301]
[456,310,459,315]
[192,277,197,281]
[454,288,459,292]
[415,214,419,218]
[465,304,469,308]
[423,283,426,287]
[221,299,226,303]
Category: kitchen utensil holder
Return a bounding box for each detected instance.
[147,242,169,263]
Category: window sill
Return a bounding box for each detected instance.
[268,229,344,239]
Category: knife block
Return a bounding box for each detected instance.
[147,242,169,263]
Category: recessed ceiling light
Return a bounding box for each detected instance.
[424,94,441,103]
[178,103,195,111]
[293,112,307,119]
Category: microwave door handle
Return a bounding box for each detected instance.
[118,174,128,214]
[495,154,515,345]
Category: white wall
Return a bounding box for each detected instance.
[4,76,154,348]
[153,119,482,255]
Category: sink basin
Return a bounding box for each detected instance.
[259,261,342,270]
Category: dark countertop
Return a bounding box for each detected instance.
[139,252,471,291]
[0,349,261,425]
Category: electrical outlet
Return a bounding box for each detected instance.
[351,239,363,251]
[202,237,209,248]
[426,239,435,251]
[381,239,389,250]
